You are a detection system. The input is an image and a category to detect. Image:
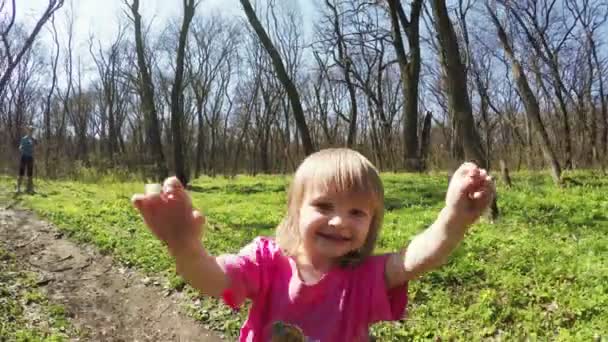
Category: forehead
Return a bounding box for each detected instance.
[304,181,377,208]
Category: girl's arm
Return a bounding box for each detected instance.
[168,239,229,297]
[385,163,494,288]
[132,177,230,297]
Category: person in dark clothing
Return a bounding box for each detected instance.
[17,125,36,193]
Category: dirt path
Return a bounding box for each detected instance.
[0,207,224,342]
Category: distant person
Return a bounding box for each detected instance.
[132,148,495,341]
[17,125,36,193]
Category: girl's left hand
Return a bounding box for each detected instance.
[444,162,495,227]
[132,177,205,250]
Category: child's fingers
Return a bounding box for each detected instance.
[163,176,183,194]
[472,182,495,202]
[470,172,492,191]
[468,176,494,200]
[479,168,488,178]
[469,166,481,178]
[192,210,206,227]
[131,194,146,210]
[487,176,495,193]
[132,193,158,211]
[457,162,478,177]
[469,169,493,189]
[162,176,192,204]
[488,181,496,202]
[131,193,163,213]
[461,171,486,194]
[471,190,489,200]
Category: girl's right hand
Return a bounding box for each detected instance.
[131,177,206,250]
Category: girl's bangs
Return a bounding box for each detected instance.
[298,152,383,204]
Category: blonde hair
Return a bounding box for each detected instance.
[276,148,384,267]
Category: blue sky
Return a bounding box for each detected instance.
[19,0,316,50]
[14,0,317,88]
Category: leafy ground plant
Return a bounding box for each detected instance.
[0,246,75,341]
[0,171,606,340]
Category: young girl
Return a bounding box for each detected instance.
[132,148,494,341]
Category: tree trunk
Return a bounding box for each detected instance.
[419,111,433,170]
[388,0,423,170]
[44,15,60,177]
[325,0,358,147]
[0,0,65,94]
[487,6,562,185]
[506,6,573,170]
[259,80,278,174]
[129,0,167,181]
[432,0,486,166]
[499,159,512,188]
[239,0,315,155]
[584,49,596,166]
[433,0,498,219]
[194,86,205,179]
[106,65,117,163]
[553,86,573,169]
[589,36,608,164]
[171,0,196,186]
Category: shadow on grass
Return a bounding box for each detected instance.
[385,186,445,211]
[3,191,24,210]
[232,222,277,231]
[188,183,286,195]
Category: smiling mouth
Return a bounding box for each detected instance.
[317,232,351,242]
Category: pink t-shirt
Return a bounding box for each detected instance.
[218,237,408,342]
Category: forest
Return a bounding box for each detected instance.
[1,0,606,182]
[1,0,607,340]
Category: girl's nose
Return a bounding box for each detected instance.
[328,214,344,227]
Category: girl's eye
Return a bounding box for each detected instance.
[350,209,368,218]
[314,202,333,211]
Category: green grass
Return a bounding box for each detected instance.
[0,171,607,340]
[0,247,75,341]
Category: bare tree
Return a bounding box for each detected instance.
[3,0,605,178]
[89,24,127,163]
[1,31,43,147]
[43,14,60,175]
[55,3,75,163]
[387,0,423,170]
[69,59,92,163]
[231,76,261,176]
[431,0,486,166]
[125,0,168,181]
[188,15,239,177]
[456,0,497,168]
[432,0,498,218]
[486,4,562,184]
[310,52,339,146]
[239,0,315,155]
[170,0,198,186]
[500,0,579,169]
[316,0,360,147]
[0,0,64,94]
[257,68,282,173]
[566,0,608,165]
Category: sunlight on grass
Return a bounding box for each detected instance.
[1,172,606,340]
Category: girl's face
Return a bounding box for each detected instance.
[297,185,374,266]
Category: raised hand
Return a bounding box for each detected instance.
[444,162,495,227]
[131,177,205,250]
